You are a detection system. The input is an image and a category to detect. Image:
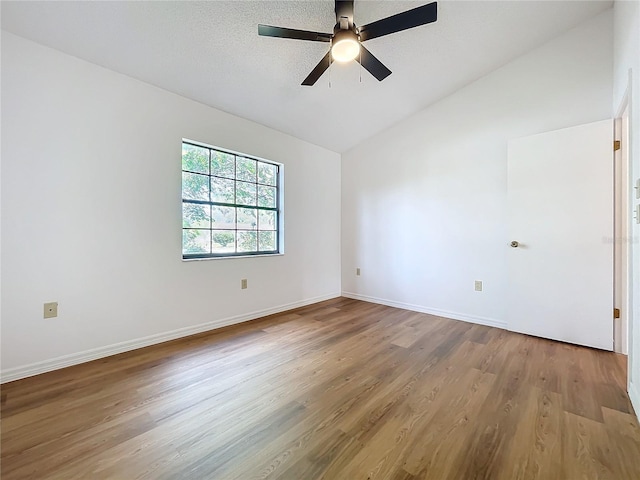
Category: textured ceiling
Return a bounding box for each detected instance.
[1,1,612,152]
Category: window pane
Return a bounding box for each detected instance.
[211,151,235,179]
[257,185,276,208]
[237,208,257,230]
[258,210,276,230]
[211,177,235,203]
[212,230,236,253]
[258,162,277,186]
[182,172,209,201]
[182,144,209,174]
[236,181,256,206]
[259,231,276,251]
[181,142,281,259]
[237,231,257,252]
[211,206,235,229]
[183,203,210,228]
[236,157,257,182]
[182,229,210,255]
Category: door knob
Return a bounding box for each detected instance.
[510,241,519,248]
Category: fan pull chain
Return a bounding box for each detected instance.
[329,55,332,89]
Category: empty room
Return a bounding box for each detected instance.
[2,0,640,479]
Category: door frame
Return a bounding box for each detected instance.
[614,89,631,355]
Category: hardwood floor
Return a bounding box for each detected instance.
[2,297,639,479]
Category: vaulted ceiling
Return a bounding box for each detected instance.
[1,1,612,152]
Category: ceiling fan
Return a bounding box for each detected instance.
[258,0,438,86]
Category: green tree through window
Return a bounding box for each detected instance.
[182,141,281,258]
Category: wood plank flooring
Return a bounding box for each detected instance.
[2,297,639,479]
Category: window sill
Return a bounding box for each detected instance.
[182,253,284,262]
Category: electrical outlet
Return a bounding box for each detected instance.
[44,302,58,318]
[241,279,248,289]
[356,268,361,276]
[474,281,483,292]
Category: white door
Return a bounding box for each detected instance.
[507,120,614,350]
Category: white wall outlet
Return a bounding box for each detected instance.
[474,281,483,292]
[241,279,248,289]
[44,302,58,318]
[356,268,361,276]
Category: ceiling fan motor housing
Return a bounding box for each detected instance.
[333,28,359,44]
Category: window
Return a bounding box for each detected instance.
[182,141,281,259]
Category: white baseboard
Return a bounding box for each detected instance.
[630,381,640,422]
[0,292,340,384]
[341,291,507,330]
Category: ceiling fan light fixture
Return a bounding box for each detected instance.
[331,31,360,62]
[258,1,438,85]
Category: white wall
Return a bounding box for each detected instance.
[342,12,613,328]
[0,33,341,381]
[613,0,640,417]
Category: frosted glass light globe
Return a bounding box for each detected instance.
[332,37,360,62]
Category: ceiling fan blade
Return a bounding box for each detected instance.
[302,51,332,86]
[258,24,332,42]
[356,45,392,81]
[335,0,354,25]
[358,2,437,42]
